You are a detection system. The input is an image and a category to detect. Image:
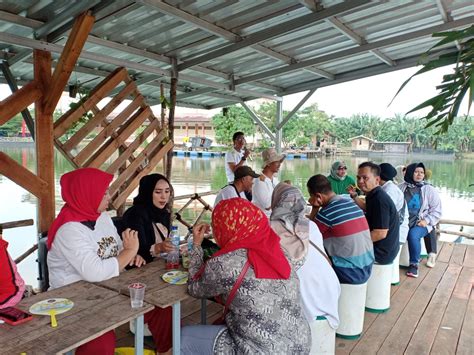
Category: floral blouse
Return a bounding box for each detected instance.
[187,246,311,354]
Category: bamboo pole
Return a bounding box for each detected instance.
[14,244,38,264]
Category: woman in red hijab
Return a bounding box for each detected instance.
[47,168,173,355]
[182,198,310,354]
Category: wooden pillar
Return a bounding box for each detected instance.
[185,122,189,137]
[34,50,54,233]
[165,58,178,180]
[160,82,167,173]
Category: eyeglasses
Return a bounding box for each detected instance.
[338,166,347,170]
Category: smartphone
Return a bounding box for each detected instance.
[0,307,33,325]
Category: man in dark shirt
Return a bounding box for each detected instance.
[356,162,399,264]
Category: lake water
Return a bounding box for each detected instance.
[1,146,473,286]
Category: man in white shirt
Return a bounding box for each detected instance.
[214,166,259,207]
[252,148,285,217]
[379,163,409,244]
[225,131,250,183]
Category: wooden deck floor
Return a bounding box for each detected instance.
[336,242,473,355]
[115,242,473,354]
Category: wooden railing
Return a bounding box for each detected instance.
[437,219,474,240]
[0,219,35,264]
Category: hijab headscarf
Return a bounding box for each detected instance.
[404,162,426,187]
[132,174,173,228]
[209,198,291,279]
[330,161,346,181]
[47,168,113,250]
[270,183,309,261]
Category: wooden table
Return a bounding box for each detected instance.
[0,281,153,355]
[98,259,197,355]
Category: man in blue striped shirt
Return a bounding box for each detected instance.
[307,175,374,284]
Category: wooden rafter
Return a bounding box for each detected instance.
[43,11,95,115]
[0,152,48,198]
[53,66,171,210]
[0,81,41,125]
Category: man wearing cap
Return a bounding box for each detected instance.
[252,148,285,217]
[214,166,260,207]
[379,163,409,245]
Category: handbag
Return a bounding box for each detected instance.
[212,260,250,325]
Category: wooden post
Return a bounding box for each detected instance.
[160,82,167,173]
[166,58,178,180]
[34,50,54,233]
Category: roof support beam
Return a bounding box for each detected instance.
[235,16,474,85]
[34,0,99,39]
[139,0,297,65]
[177,0,370,70]
[304,67,334,80]
[44,11,95,115]
[0,61,35,139]
[281,48,455,96]
[240,103,276,141]
[327,16,396,67]
[277,89,316,130]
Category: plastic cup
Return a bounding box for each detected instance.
[128,282,146,308]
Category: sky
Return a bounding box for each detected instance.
[1,64,469,120]
[177,64,469,119]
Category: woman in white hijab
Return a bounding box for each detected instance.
[270,182,340,331]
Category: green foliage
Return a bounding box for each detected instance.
[391,25,474,133]
[0,113,23,137]
[211,105,256,144]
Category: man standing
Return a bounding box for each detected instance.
[252,148,285,217]
[225,131,250,183]
[356,162,399,265]
[307,174,374,285]
[214,166,259,207]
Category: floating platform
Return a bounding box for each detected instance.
[173,150,225,157]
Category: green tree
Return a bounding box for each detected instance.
[0,113,23,137]
[392,25,474,133]
[211,105,256,145]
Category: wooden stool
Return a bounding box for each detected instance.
[309,316,336,354]
[336,282,367,340]
[366,263,392,313]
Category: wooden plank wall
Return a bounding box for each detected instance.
[53,67,173,211]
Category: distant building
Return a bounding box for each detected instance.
[349,135,375,151]
[349,135,411,155]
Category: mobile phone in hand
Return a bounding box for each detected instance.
[0,307,33,325]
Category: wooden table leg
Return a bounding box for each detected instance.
[172,302,181,355]
[134,314,144,355]
[200,298,207,325]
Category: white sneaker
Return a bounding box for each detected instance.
[427,253,437,268]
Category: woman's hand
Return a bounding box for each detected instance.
[193,223,210,246]
[129,254,146,268]
[122,228,139,253]
[154,240,176,254]
[417,219,428,227]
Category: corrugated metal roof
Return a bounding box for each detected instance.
[0,0,472,109]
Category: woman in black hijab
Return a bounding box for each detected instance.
[398,163,442,278]
[120,174,175,263]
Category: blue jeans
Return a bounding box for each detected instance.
[407,226,429,264]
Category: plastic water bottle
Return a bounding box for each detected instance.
[181,235,193,269]
[166,226,180,269]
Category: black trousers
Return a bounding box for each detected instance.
[424,228,437,254]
